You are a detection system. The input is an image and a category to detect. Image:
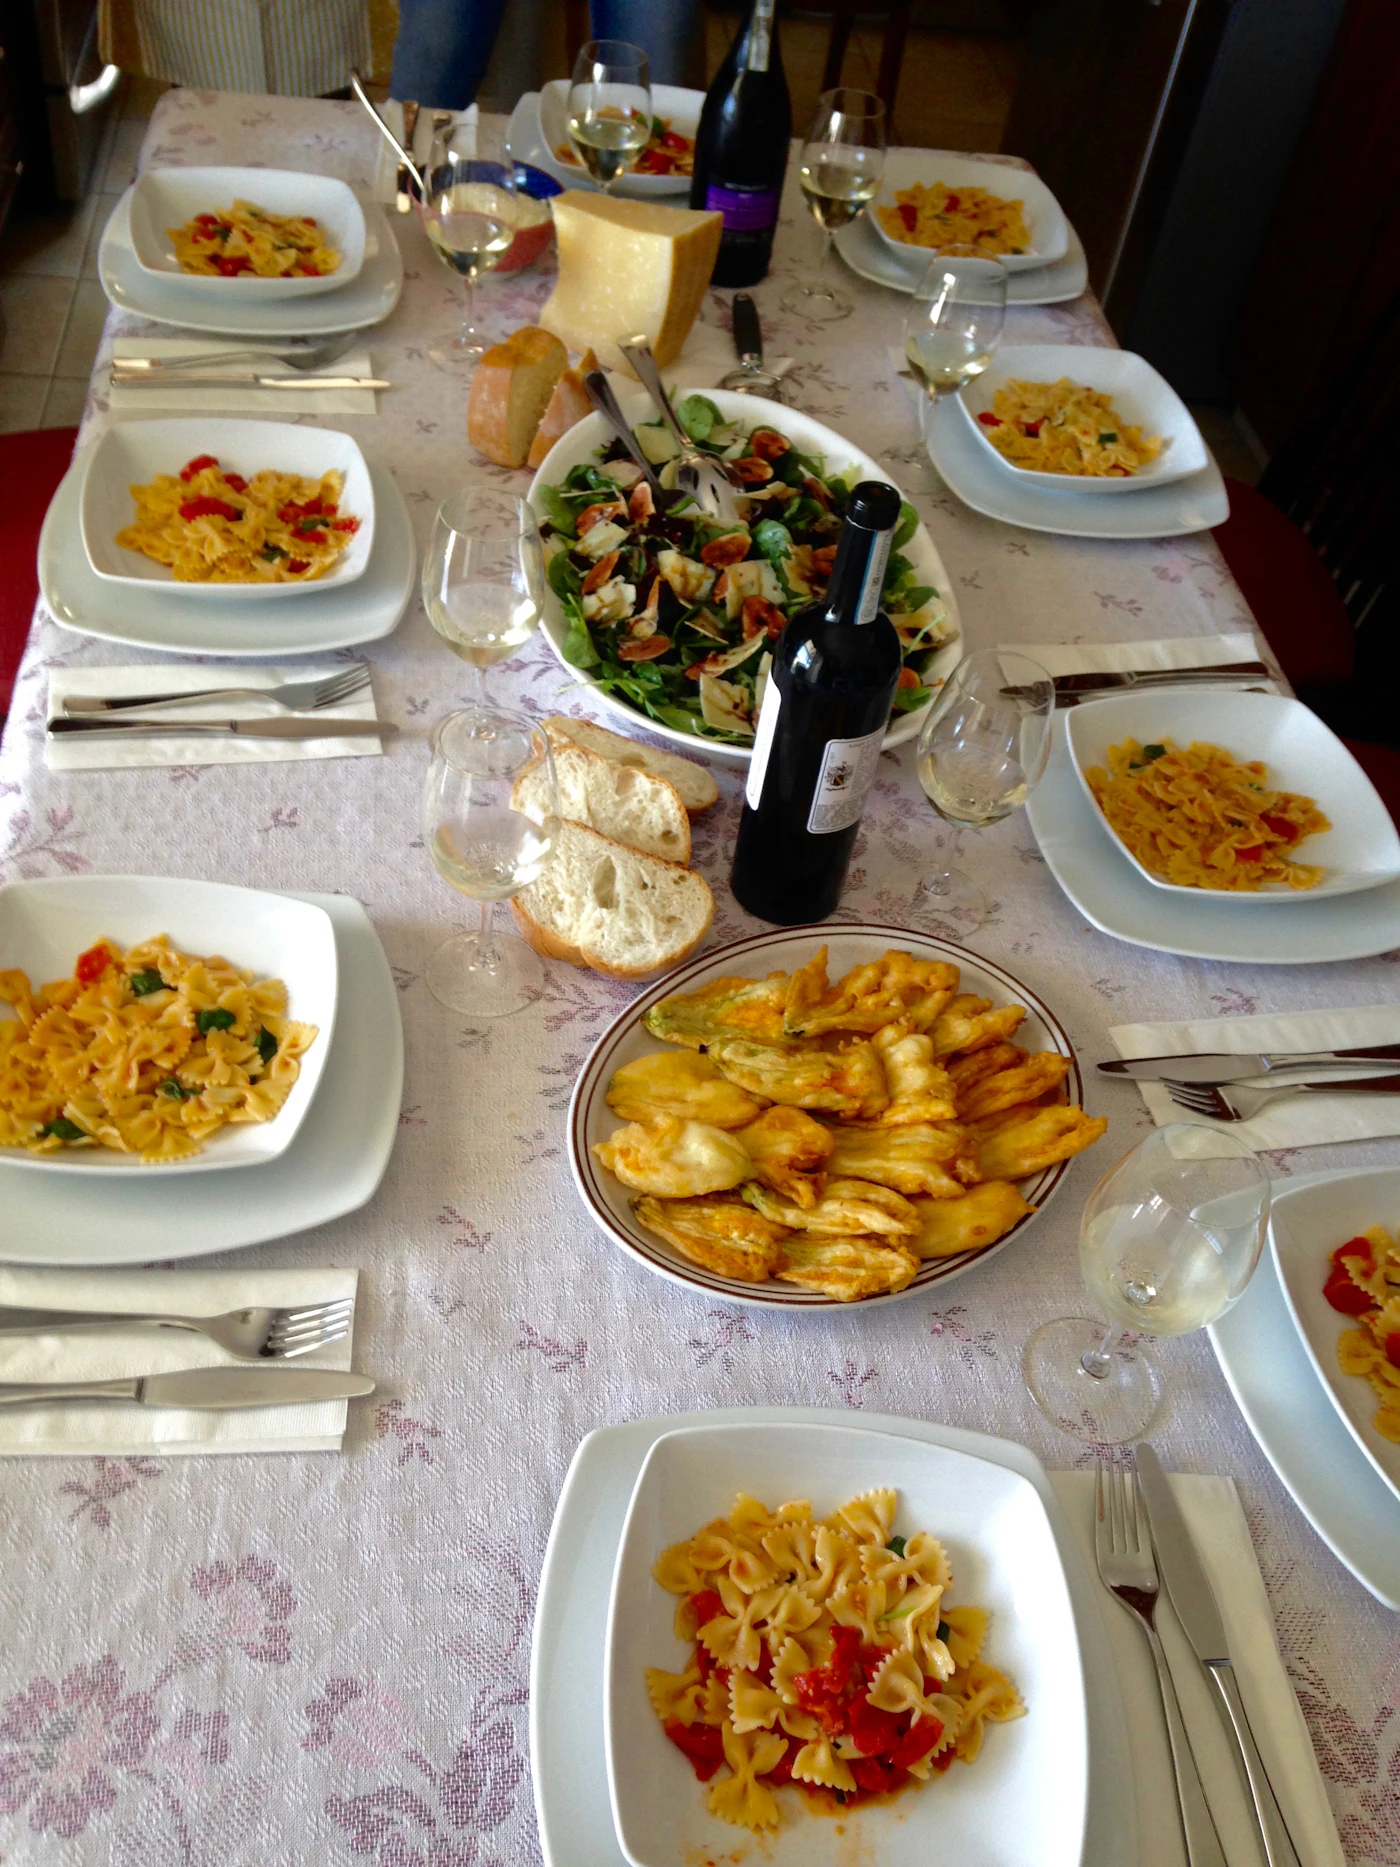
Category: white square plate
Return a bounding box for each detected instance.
[959,346,1208,493]
[871,151,1067,273]
[1065,690,1400,900]
[128,168,366,297]
[0,876,338,1175]
[1269,1167,1400,1504]
[80,418,376,600]
[603,1420,1087,1867]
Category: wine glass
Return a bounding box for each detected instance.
[781,88,886,323]
[914,649,1053,934]
[903,245,1008,444]
[421,709,560,1017]
[421,490,544,709]
[420,117,519,374]
[1022,1124,1271,1446]
[566,39,652,194]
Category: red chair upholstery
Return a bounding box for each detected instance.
[1213,475,1400,828]
[0,427,80,721]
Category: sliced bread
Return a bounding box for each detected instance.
[511,820,714,980]
[543,714,719,814]
[527,347,599,468]
[467,326,567,469]
[515,740,691,864]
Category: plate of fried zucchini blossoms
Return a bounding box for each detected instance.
[570,925,1107,1309]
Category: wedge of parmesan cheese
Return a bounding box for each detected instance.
[539,193,722,376]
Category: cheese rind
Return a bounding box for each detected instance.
[539,193,722,376]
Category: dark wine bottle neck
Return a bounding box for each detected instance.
[733,0,778,73]
[824,519,893,627]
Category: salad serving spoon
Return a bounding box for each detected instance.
[618,339,743,526]
[582,370,674,509]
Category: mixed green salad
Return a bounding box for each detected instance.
[536,397,957,746]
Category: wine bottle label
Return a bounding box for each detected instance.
[855,527,893,625]
[748,0,776,70]
[807,727,885,834]
[705,183,782,234]
[745,675,782,809]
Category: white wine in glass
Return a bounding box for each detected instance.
[419,122,519,375]
[421,489,544,705]
[781,87,885,322]
[903,246,1007,442]
[567,39,651,194]
[798,146,883,230]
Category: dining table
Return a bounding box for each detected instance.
[0,87,1396,1867]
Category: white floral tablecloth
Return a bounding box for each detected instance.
[0,92,1397,1867]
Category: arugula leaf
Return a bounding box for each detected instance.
[885,1535,907,1557]
[752,518,794,564]
[547,551,582,600]
[651,115,665,136]
[881,551,913,597]
[196,1007,236,1035]
[892,501,919,550]
[772,447,809,487]
[891,683,931,712]
[539,484,578,537]
[256,1026,278,1065]
[676,394,721,442]
[128,969,166,996]
[562,611,600,669]
[903,584,937,611]
[160,1078,194,1101]
[39,1117,85,1141]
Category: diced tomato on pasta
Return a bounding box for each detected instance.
[663,1719,724,1781]
[179,455,219,482]
[179,497,242,523]
[286,558,310,574]
[75,943,114,984]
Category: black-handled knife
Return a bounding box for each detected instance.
[732,292,763,365]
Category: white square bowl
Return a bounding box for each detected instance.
[1065,689,1400,901]
[958,346,1209,493]
[536,82,702,196]
[127,167,367,297]
[80,418,376,600]
[0,876,338,1174]
[1269,1167,1400,1506]
[871,151,1068,274]
[603,1420,1088,1867]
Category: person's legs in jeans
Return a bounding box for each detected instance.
[390,0,514,105]
[588,0,704,86]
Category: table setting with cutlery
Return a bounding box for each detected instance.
[0,72,1396,1867]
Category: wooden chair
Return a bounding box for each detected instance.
[0,427,78,721]
[819,0,914,114]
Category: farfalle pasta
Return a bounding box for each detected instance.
[645,1488,1023,1834]
[1324,1225,1400,1444]
[0,936,316,1162]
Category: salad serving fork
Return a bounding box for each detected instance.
[0,1299,354,1361]
[619,338,743,527]
[64,666,372,716]
[1166,1073,1400,1122]
[1095,1461,1226,1867]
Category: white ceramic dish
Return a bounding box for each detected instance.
[0,877,337,1175]
[42,457,414,656]
[528,389,961,767]
[960,346,1208,493]
[81,418,376,598]
[604,1420,1087,1867]
[127,167,367,298]
[1269,1167,1400,1503]
[871,150,1067,274]
[0,892,399,1261]
[1065,690,1400,900]
[507,85,702,198]
[835,210,1088,306]
[569,922,1088,1310]
[99,188,403,337]
[1210,1168,1400,1610]
[926,392,1228,538]
[1025,713,1400,962]
[533,1407,1134,1867]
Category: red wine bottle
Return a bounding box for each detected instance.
[730,482,904,924]
[689,0,791,288]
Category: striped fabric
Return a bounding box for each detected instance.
[111,0,373,96]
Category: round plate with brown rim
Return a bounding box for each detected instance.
[567,922,1086,1310]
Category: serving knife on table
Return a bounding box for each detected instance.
[1002,662,1271,699]
[1135,1446,1303,1867]
[109,372,392,392]
[48,717,394,741]
[0,1366,375,1409]
[1099,1045,1400,1082]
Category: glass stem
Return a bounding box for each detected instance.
[460,271,477,346]
[475,898,503,977]
[463,657,487,710]
[816,227,833,286]
[1080,1324,1124,1381]
[920,865,954,900]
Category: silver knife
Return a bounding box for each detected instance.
[397,99,420,211]
[1099,1045,1400,1082]
[0,1365,374,1409]
[1002,662,1271,699]
[110,373,391,391]
[1135,1447,1303,1867]
[49,717,393,740]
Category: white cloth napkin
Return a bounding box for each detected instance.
[1012,631,1276,684]
[1108,1005,1400,1149]
[0,1266,361,1456]
[607,320,794,396]
[369,101,476,202]
[107,338,381,416]
[46,664,385,771]
[1051,1470,1343,1867]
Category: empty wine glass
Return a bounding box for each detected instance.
[421,490,544,709]
[1022,1124,1271,1445]
[903,245,1007,444]
[422,709,560,1017]
[420,117,519,373]
[781,87,886,323]
[914,649,1053,934]
[566,39,651,194]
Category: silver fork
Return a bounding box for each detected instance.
[0,1300,354,1361]
[1166,1073,1400,1122]
[1095,1461,1226,1867]
[115,336,359,375]
[64,665,372,717]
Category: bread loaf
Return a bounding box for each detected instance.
[515,740,691,863]
[543,715,718,813]
[466,326,567,468]
[511,820,714,980]
[527,348,599,468]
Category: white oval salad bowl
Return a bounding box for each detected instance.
[127,167,367,298]
[527,389,962,768]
